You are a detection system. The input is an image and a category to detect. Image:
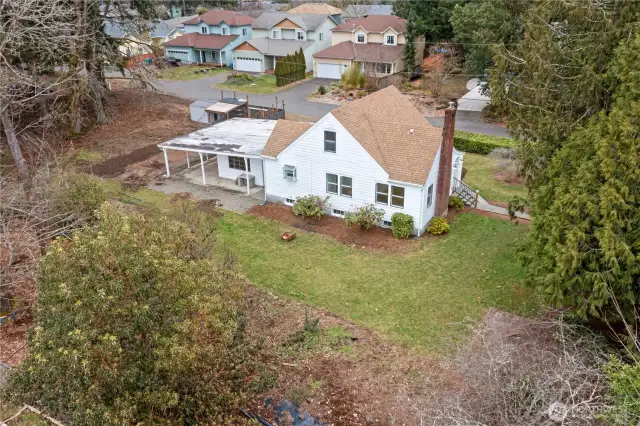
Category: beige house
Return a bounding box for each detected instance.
[312,15,423,79]
[287,2,344,24]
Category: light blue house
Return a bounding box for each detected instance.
[163,10,256,67]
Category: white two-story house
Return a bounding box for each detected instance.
[232,12,337,73]
[313,15,423,79]
[163,10,255,67]
[260,86,462,235]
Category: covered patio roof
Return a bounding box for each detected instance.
[157,117,277,157]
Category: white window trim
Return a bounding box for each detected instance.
[391,185,405,208]
[326,173,338,195]
[242,28,247,36]
[324,130,336,153]
[426,183,434,208]
[296,30,306,41]
[222,27,229,35]
[375,183,405,209]
[384,34,396,46]
[271,28,281,39]
[318,32,324,41]
[375,182,389,205]
[340,176,353,198]
[284,197,295,206]
[355,32,366,44]
[201,26,208,34]
[282,165,297,181]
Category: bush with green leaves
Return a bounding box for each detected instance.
[292,195,328,219]
[391,212,413,239]
[345,204,384,231]
[317,85,327,95]
[427,217,450,235]
[4,204,256,424]
[227,72,254,83]
[340,65,365,90]
[448,196,465,211]
[604,357,640,423]
[454,131,516,155]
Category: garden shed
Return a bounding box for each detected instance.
[189,99,217,123]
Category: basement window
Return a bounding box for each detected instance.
[283,165,297,180]
[285,198,295,206]
[382,220,392,228]
[332,209,345,217]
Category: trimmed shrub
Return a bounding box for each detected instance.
[604,357,640,423]
[448,196,464,211]
[427,217,450,235]
[227,72,253,83]
[292,195,328,219]
[391,212,413,239]
[345,204,384,231]
[317,85,327,95]
[454,131,516,155]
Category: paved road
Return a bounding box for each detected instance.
[151,72,338,118]
[426,116,511,138]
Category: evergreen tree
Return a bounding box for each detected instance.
[274,55,282,86]
[298,48,306,80]
[489,0,640,187]
[522,32,640,321]
[393,0,461,42]
[450,0,530,75]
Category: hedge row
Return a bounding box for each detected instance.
[453,130,516,155]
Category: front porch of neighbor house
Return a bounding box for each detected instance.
[195,49,229,66]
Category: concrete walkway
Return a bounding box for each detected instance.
[475,194,530,220]
[151,73,338,118]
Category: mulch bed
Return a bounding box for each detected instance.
[247,203,422,253]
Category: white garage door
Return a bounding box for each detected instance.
[235,57,262,73]
[166,49,190,62]
[316,62,345,79]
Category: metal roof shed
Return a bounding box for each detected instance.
[157,118,277,194]
[189,100,217,123]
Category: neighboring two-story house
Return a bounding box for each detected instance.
[163,10,255,66]
[313,15,423,79]
[287,2,344,24]
[232,12,337,73]
[261,86,463,235]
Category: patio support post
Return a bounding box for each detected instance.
[244,157,250,195]
[163,149,170,177]
[185,151,190,168]
[199,152,206,185]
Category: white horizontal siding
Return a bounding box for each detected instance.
[217,154,264,186]
[263,113,426,229]
[420,147,440,231]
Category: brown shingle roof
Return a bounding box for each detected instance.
[182,10,256,26]
[333,15,406,33]
[287,3,343,15]
[331,86,442,184]
[262,120,313,157]
[313,41,403,62]
[164,33,238,49]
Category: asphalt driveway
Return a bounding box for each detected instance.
[151,72,337,118]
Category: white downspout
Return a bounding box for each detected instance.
[244,157,250,195]
[199,152,206,185]
[163,149,170,177]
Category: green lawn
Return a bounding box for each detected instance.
[216,74,310,94]
[158,65,229,81]
[214,211,538,351]
[463,153,528,203]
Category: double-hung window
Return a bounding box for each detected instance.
[242,28,248,36]
[319,32,324,41]
[391,186,405,208]
[324,131,336,153]
[356,33,365,43]
[297,30,305,40]
[375,183,389,205]
[228,156,249,171]
[201,26,208,34]
[386,35,395,45]
[222,27,229,35]
[375,183,405,208]
[340,176,352,197]
[426,184,434,207]
[326,173,338,194]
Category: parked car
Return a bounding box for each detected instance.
[163,56,182,67]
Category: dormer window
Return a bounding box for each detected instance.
[385,34,396,45]
[222,27,229,35]
[296,30,305,41]
[356,32,365,43]
[201,26,208,34]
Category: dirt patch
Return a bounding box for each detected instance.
[0,314,31,366]
[248,203,423,253]
[493,170,524,186]
[77,88,203,157]
[91,143,161,177]
[244,286,455,425]
[457,206,530,225]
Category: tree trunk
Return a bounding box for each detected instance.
[0,100,32,194]
[92,81,107,125]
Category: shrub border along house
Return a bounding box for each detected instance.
[453,131,515,155]
[427,217,450,235]
[391,212,413,239]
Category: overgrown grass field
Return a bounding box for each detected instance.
[158,65,228,81]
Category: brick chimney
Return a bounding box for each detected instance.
[435,102,456,217]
